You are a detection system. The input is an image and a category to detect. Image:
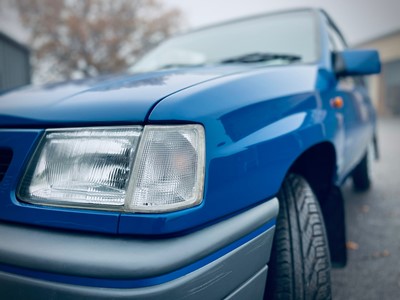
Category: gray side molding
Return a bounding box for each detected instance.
[0,198,278,279]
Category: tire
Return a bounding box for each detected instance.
[264,174,332,300]
[352,152,371,191]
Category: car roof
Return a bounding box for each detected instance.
[185,7,323,35]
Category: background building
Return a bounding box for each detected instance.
[357,30,400,116]
[0,31,30,90]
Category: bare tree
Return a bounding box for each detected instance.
[12,0,183,82]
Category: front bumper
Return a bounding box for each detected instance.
[0,198,278,299]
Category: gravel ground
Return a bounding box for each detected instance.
[332,117,400,299]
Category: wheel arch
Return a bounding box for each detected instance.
[289,141,337,194]
[285,141,347,267]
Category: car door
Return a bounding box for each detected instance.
[325,21,374,175]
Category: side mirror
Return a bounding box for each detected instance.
[334,49,381,77]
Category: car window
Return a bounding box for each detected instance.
[328,26,346,52]
[131,11,319,72]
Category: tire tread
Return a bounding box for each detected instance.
[264,174,331,300]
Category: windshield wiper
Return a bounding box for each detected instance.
[220,52,301,64]
[157,63,204,70]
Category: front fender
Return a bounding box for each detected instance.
[120,66,342,235]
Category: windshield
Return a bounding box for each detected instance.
[131,10,318,72]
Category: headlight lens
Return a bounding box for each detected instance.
[18,125,205,213]
[18,127,142,209]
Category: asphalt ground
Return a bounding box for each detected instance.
[332,117,400,299]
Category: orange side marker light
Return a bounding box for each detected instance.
[331,96,344,109]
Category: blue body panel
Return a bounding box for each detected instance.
[120,65,339,234]
[0,66,249,127]
[0,65,376,235]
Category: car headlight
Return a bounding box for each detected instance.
[18,125,205,213]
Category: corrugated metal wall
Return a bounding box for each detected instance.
[0,32,30,90]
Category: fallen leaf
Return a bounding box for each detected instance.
[361,205,370,213]
[371,250,390,258]
[346,241,359,250]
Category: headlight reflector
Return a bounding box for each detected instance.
[18,127,142,209]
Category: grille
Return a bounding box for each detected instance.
[0,148,13,182]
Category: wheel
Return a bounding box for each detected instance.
[264,174,332,300]
[351,151,371,191]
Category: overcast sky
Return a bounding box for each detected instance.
[164,0,400,45]
[2,0,399,46]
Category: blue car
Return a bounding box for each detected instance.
[0,8,380,299]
